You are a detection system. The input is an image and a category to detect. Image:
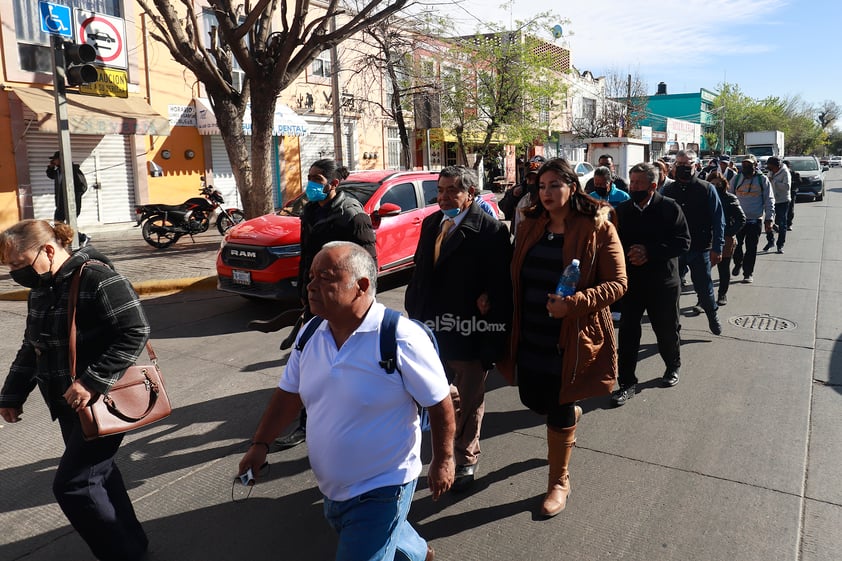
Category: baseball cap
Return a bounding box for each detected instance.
[742,154,757,163]
[51,151,60,160]
[718,154,730,162]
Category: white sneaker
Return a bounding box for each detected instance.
[611,312,622,322]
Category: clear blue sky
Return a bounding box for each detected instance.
[446,0,839,113]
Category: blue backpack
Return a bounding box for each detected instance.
[295,308,435,431]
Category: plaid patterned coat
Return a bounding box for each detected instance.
[0,247,150,419]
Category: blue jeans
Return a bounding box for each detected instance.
[680,250,716,315]
[324,479,427,561]
[768,202,789,249]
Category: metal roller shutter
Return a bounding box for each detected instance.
[300,116,335,178]
[26,133,136,225]
[209,136,246,210]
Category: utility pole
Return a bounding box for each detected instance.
[50,34,80,249]
[329,15,344,167]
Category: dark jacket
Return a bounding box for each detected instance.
[501,206,627,403]
[298,191,377,299]
[615,192,690,289]
[0,247,150,420]
[719,190,746,237]
[662,176,725,253]
[47,163,87,222]
[405,202,512,364]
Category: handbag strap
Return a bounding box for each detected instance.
[67,261,156,383]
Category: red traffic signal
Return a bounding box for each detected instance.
[63,42,98,86]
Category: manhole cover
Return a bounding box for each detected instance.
[728,314,797,331]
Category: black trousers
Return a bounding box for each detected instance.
[55,415,148,561]
[734,221,762,277]
[617,281,681,387]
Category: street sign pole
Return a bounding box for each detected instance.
[49,34,80,249]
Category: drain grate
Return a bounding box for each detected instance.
[728,314,797,331]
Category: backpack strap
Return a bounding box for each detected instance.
[378,308,401,373]
[294,317,325,352]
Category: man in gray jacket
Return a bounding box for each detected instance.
[764,156,791,253]
[729,155,775,283]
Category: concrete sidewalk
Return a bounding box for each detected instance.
[0,222,221,300]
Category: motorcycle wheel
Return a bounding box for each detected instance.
[217,210,246,234]
[141,216,180,249]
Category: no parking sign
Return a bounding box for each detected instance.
[74,9,127,69]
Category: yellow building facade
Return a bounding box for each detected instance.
[0,0,399,231]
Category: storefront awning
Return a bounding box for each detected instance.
[193,97,309,137]
[428,127,517,145]
[12,88,171,136]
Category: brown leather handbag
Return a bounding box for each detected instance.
[69,263,172,441]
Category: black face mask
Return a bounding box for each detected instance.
[630,190,650,205]
[675,165,695,182]
[594,187,608,198]
[9,247,52,289]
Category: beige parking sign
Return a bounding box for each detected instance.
[75,9,127,70]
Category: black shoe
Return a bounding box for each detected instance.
[787,226,793,231]
[451,464,476,493]
[777,247,784,254]
[708,314,722,336]
[763,241,774,251]
[732,264,741,276]
[662,369,680,387]
[274,427,306,450]
[717,294,728,306]
[78,233,91,247]
[611,385,636,406]
[743,275,754,284]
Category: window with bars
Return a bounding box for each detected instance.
[311,50,332,79]
[202,10,245,92]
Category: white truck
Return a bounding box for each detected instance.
[744,130,785,158]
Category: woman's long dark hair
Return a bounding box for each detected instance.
[524,158,606,219]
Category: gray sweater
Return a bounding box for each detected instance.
[729,172,775,221]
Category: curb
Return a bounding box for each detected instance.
[0,275,218,301]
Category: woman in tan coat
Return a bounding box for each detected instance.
[501,158,627,517]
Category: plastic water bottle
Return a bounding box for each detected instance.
[555,259,581,297]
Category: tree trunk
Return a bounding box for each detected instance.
[248,86,279,217]
[208,91,255,217]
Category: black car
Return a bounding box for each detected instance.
[787,156,826,201]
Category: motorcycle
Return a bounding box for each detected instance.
[136,180,245,249]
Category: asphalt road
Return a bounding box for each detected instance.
[1,170,841,561]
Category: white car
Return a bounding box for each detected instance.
[830,155,842,168]
[567,160,595,187]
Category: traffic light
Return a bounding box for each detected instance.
[63,42,98,86]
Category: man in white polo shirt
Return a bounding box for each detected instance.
[239,241,455,561]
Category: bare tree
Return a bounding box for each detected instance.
[346,13,446,169]
[137,0,410,217]
[816,100,840,130]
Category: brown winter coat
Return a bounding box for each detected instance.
[500,206,627,403]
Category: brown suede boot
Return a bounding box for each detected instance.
[541,406,580,517]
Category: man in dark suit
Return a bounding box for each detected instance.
[405,165,512,492]
[612,163,690,405]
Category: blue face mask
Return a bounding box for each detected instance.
[441,207,461,219]
[305,180,328,202]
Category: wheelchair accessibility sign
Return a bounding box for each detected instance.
[39,1,73,38]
